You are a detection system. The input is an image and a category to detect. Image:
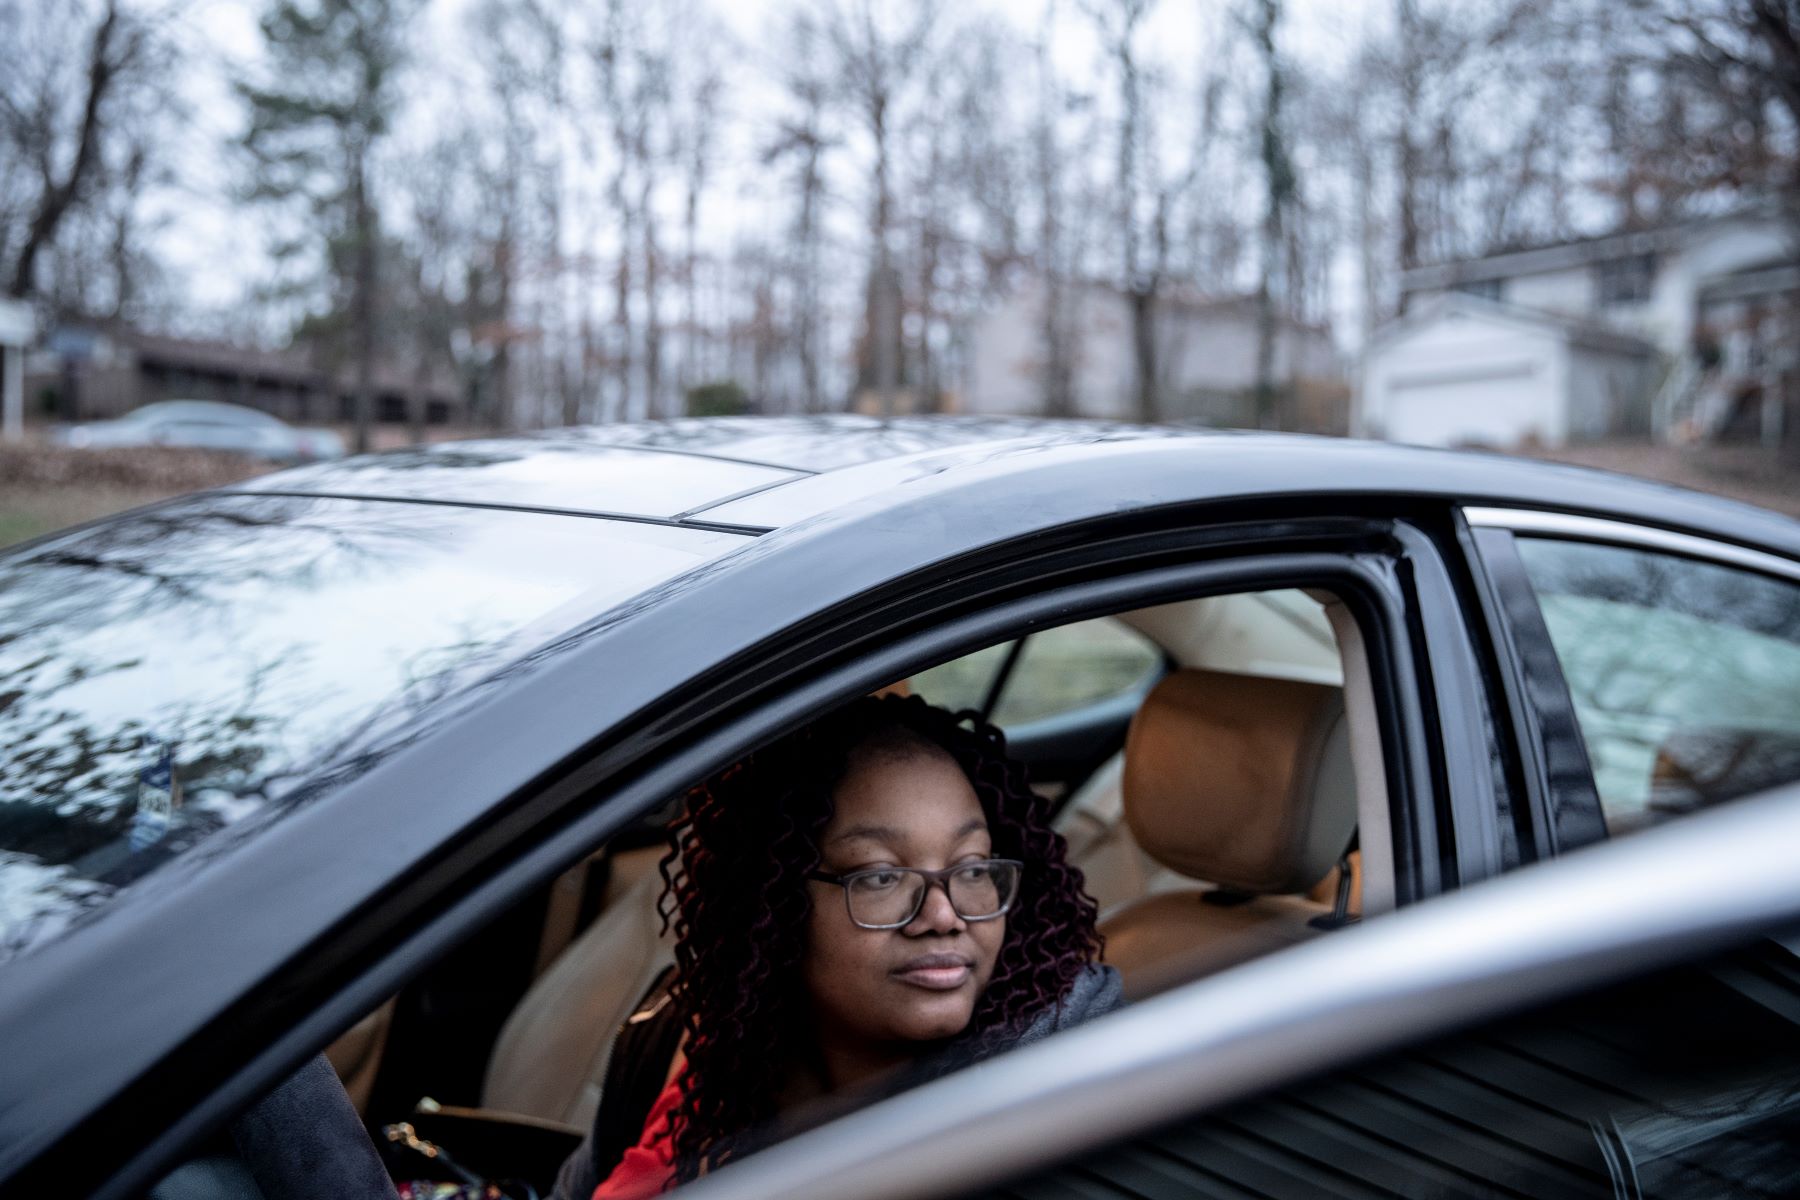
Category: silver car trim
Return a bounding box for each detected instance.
[1463,505,1800,583]
[680,781,1800,1200]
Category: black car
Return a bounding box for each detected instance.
[1,416,1797,1199]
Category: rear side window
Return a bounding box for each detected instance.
[909,617,1160,728]
[1513,539,1800,835]
[0,495,746,966]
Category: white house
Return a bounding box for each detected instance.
[1397,209,1794,357]
[1363,208,1798,447]
[1359,294,1659,448]
[965,279,1342,429]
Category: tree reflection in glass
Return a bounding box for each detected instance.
[0,495,745,964]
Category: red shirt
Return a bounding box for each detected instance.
[592,1075,683,1200]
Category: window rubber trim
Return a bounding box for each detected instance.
[1464,507,1800,586]
[1463,525,1606,855]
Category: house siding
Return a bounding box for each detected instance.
[966,279,1341,426]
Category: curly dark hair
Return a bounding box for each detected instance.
[653,692,1102,1182]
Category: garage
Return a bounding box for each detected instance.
[1359,293,1657,449]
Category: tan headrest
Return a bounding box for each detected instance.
[1123,668,1357,895]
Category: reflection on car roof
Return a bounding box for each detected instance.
[222,415,1800,549]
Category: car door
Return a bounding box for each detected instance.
[1,445,1516,1197]
[1460,507,1800,860]
[671,779,1800,1200]
[150,416,240,451]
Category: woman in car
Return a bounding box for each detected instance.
[555,693,1120,1198]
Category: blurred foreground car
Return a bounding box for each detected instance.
[0,416,1796,1199]
[52,398,346,462]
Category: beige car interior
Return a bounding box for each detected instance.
[327,587,1393,1131]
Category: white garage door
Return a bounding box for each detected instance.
[1381,361,1550,448]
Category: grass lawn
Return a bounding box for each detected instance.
[0,444,275,550]
[0,485,197,549]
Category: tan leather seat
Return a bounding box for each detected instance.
[480,865,675,1129]
[324,998,396,1113]
[1054,755,1186,917]
[1099,668,1358,998]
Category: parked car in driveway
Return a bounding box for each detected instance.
[0,415,1795,1199]
[51,398,346,462]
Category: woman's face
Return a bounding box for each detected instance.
[803,743,1006,1075]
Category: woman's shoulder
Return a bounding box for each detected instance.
[1015,963,1123,1048]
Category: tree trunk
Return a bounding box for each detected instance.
[352,157,377,455]
[1395,0,1422,278]
[869,91,900,416]
[683,176,700,405]
[641,173,663,420]
[492,222,514,431]
[1035,22,1074,419]
[871,258,901,416]
[9,1,125,299]
[1252,0,1289,430]
[1131,286,1157,424]
[610,195,634,425]
[798,139,824,413]
[409,364,428,446]
[1042,273,1074,418]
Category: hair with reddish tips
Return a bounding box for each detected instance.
[653,693,1102,1183]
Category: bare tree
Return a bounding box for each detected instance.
[676,35,725,406]
[1623,0,1800,215]
[239,0,418,453]
[1622,0,1800,461]
[466,0,566,431]
[593,0,642,422]
[819,0,940,415]
[1,0,165,309]
[1248,0,1296,429]
[1080,0,1161,423]
[765,9,839,413]
[1032,10,1077,418]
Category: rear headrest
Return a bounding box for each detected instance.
[1123,668,1357,895]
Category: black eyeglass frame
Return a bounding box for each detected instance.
[806,858,1025,930]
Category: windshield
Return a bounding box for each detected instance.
[0,494,747,966]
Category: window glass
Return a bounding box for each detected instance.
[1514,538,1800,834]
[1596,251,1657,305]
[907,617,1160,728]
[988,620,1160,726]
[1453,277,1504,302]
[906,641,1013,715]
[0,494,746,966]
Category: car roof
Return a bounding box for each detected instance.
[229,415,1800,554]
[130,399,283,424]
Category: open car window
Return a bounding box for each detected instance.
[138,574,1386,1200]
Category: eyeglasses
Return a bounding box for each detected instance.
[807,859,1023,930]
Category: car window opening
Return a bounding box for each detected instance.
[146,585,1393,1200]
